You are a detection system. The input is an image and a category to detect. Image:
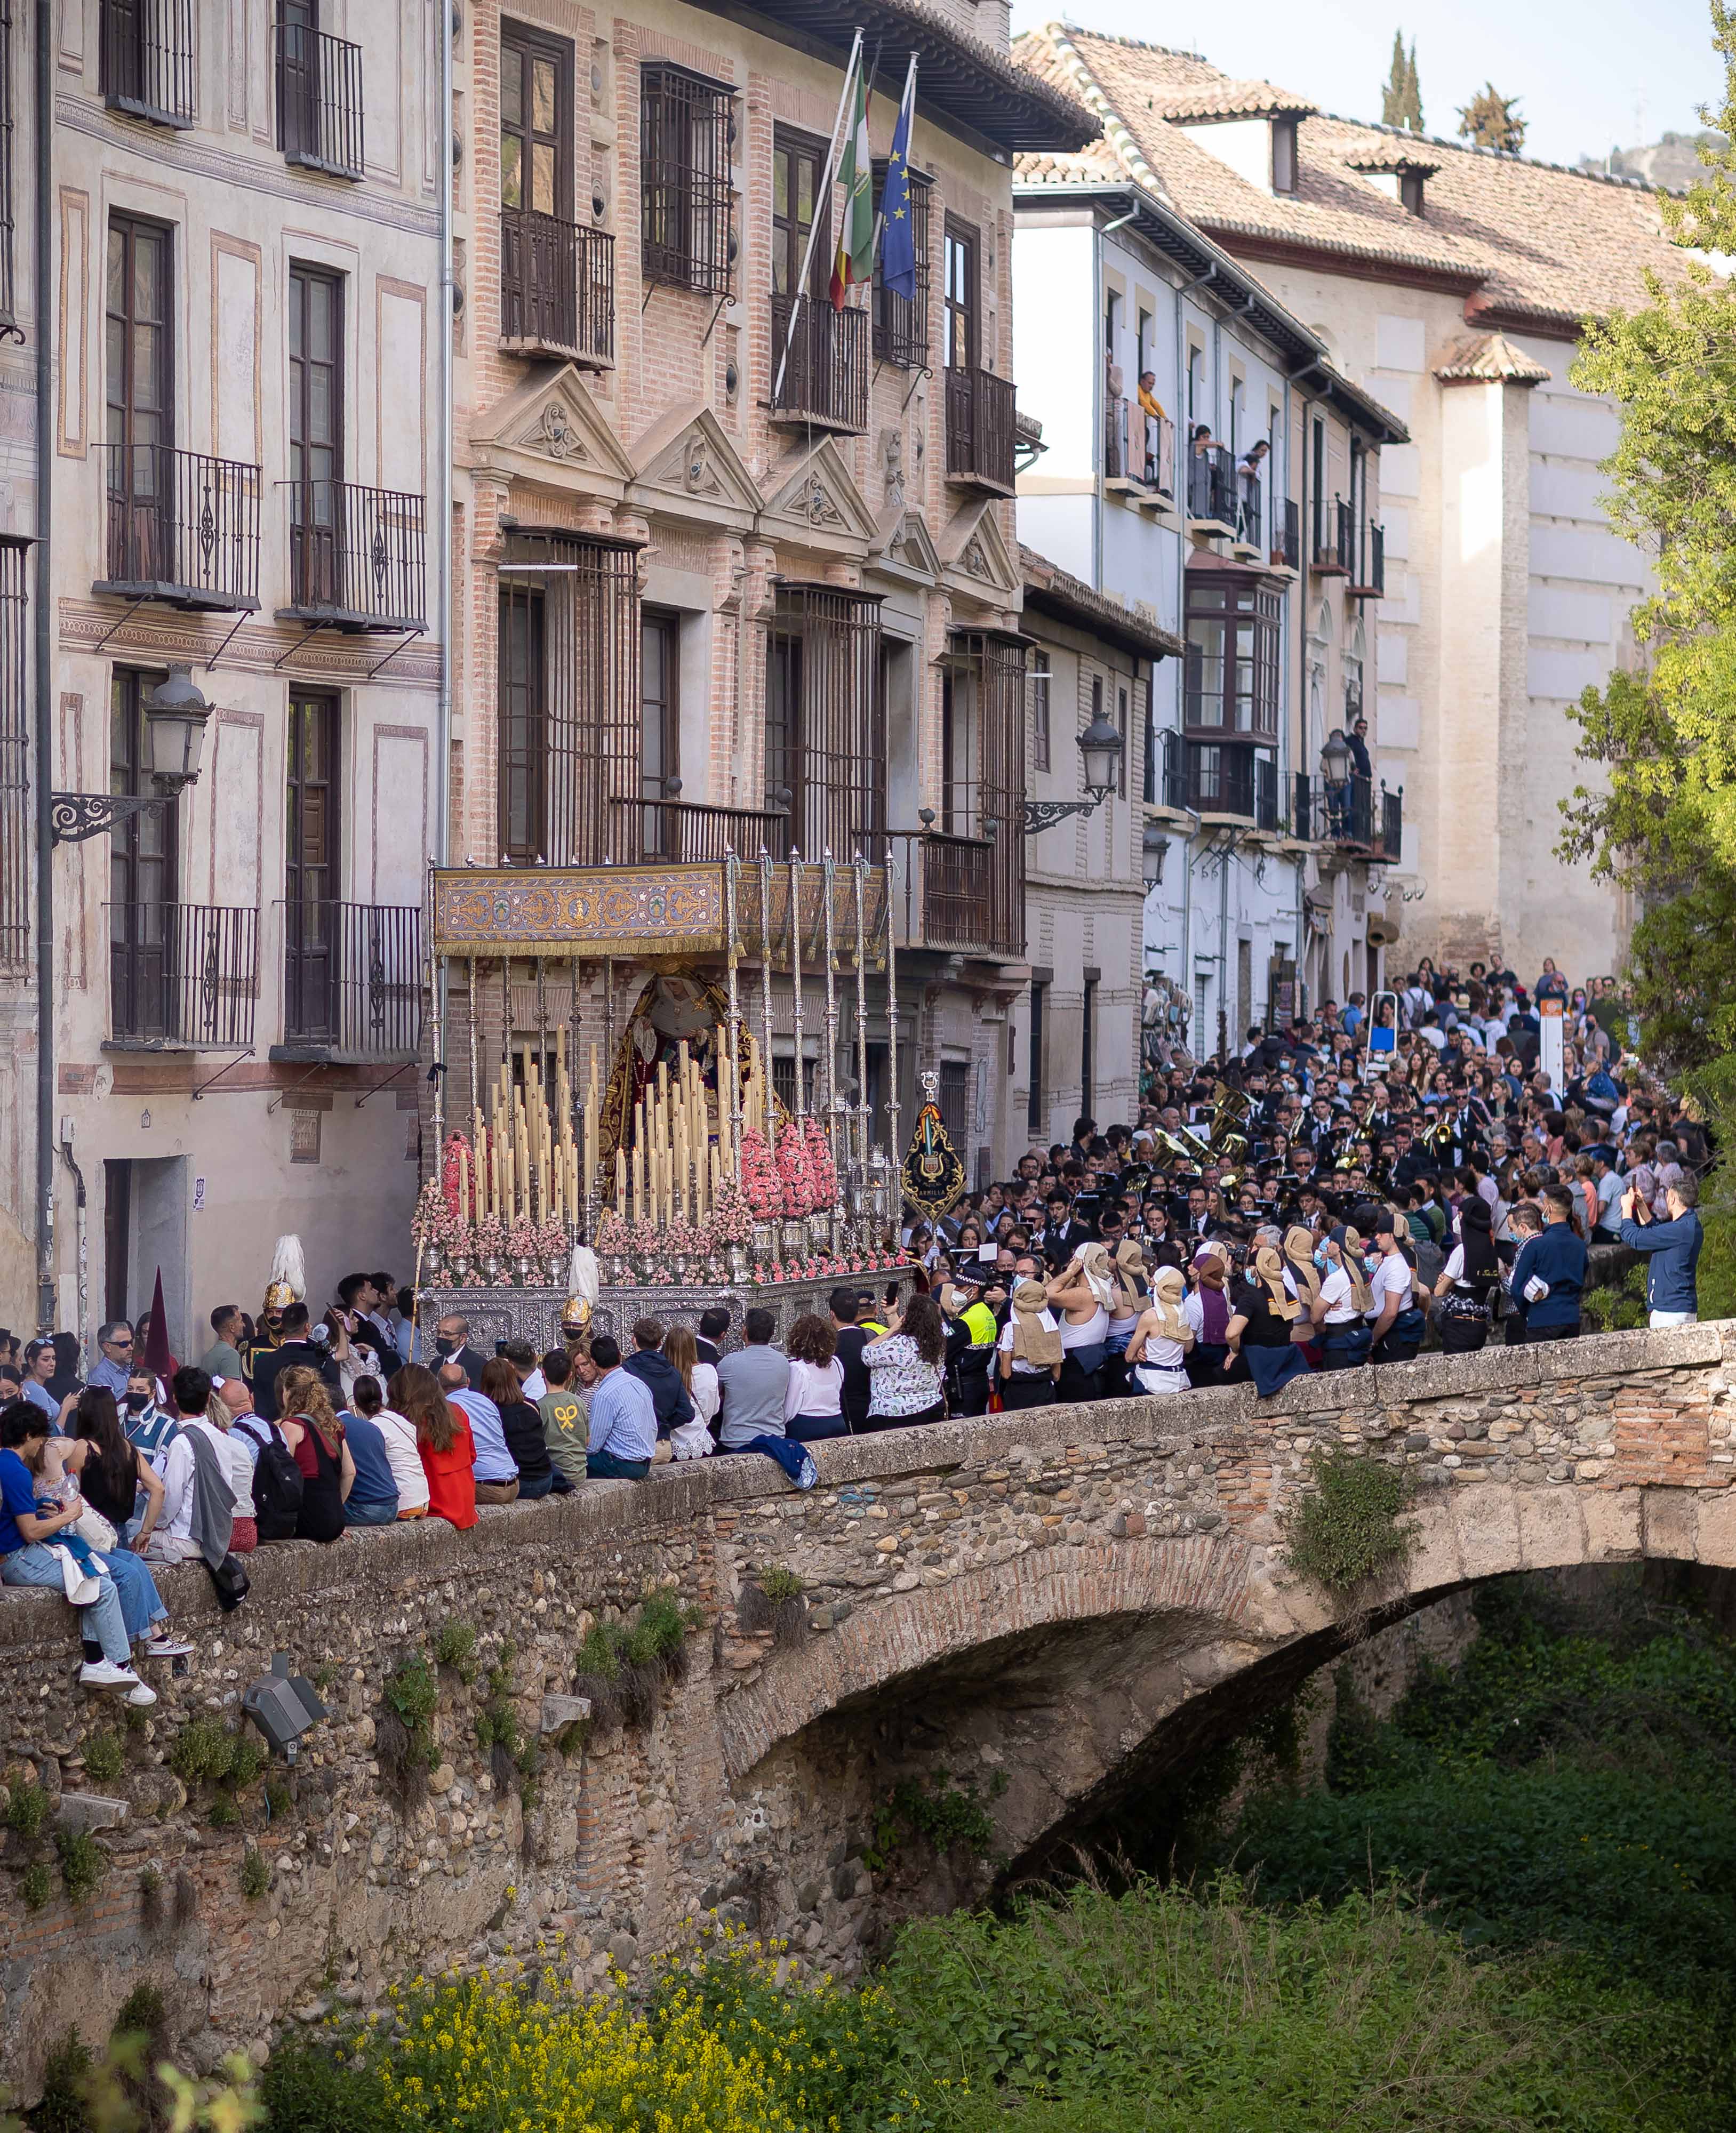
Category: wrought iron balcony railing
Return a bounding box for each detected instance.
[278,900,422,1060]
[276,19,365,180]
[888,828,1022,960]
[98,445,261,613]
[1350,523,1386,598]
[605,797,788,864]
[108,902,259,1049]
[1187,443,1237,528]
[101,0,195,129]
[281,482,427,632]
[1274,496,1300,572]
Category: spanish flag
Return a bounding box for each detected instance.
[829,61,874,311]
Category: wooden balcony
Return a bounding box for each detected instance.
[500,209,614,367]
[768,295,868,433]
[945,366,1017,494]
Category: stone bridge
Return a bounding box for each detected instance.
[3,1321,1734,2089]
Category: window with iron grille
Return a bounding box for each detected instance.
[641,62,734,295]
[0,536,27,974]
[938,1059,969,1150]
[871,157,930,367]
[495,533,641,866]
[941,629,1027,954]
[1028,651,1050,773]
[763,584,885,862]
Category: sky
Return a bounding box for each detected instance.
[1007,0,1719,171]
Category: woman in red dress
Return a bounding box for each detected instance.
[388,1364,476,1530]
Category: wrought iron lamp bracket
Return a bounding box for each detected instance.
[1021,794,1105,835]
[50,783,190,847]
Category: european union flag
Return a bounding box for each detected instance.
[881,62,918,303]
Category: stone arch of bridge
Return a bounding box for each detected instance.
[725,1477,1732,1882]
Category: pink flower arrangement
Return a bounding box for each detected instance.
[776,1121,814,1217]
[803,1119,838,1211]
[708,1178,752,1246]
[595,1208,630,1257]
[739,1128,781,1218]
[537,1216,569,1258]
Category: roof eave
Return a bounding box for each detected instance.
[726,0,1099,154]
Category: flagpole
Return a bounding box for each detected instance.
[772,26,865,408]
[866,54,917,288]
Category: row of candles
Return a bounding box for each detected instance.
[451,1024,786,1230]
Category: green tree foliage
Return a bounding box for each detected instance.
[1561,7,1736,1072]
[1381,32,1423,133]
[1457,82,1526,151]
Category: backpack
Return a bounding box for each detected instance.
[235,1415,303,1541]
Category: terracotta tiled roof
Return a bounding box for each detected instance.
[1341,144,1442,175]
[1012,23,1690,331]
[1148,77,1317,122]
[1020,545,1186,661]
[1433,330,1553,383]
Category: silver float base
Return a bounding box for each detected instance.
[419,1270,919,1352]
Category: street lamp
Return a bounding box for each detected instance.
[1141,821,1171,892]
[1022,706,1127,834]
[1319,728,1353,787]
[51,664,214,845]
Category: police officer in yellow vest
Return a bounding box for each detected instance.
[945,1269,1001,1416]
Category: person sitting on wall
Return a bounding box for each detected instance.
[585,1335,658,1482]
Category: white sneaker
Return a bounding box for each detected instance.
[140,1633,194,1659]
[79,1658,134,1689]
[125,1679,158,1708]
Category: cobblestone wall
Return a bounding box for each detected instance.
[1,1321,1732,2091]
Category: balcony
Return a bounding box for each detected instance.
[1163,739,1279,826]
[768,295,868,433]
[1236,473,1262,554]
[500,210,615,367]
[1105,402,1175,503]
[1350,523,1385,599]
[1294,772,1403,861]
[279,483,426,634]
[606,797,788,864]
[1187,444,1237,533]
[1311,493,1353,575]
[276,901,422,1062]
[889,828,1022,960]
[945,366,1017,494]
[98,446,262,613]
[276,20,365,180]
[108,903,259,1051]
[101,0,195,130]
[1273,497,1300,573]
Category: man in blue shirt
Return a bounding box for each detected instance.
[0,1398,154,1702]
[1618,1174,1702,1328]
[586,1335,658,1480]
[1509,1184,1588,1343]
[89,1320,135,1396]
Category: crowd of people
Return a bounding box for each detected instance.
[0,960,1711,1694]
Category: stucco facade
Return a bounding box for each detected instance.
[0,3,444,1344]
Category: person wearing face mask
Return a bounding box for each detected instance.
[1225,1248,1311,1398]
[1316,1227,1374,1370]
[431,1314,489,1389]
[122,1367,179,1476]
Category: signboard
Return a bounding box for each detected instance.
[1539,996,1564,1089]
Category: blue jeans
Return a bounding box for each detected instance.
[104,1545,169,1640]
[516,1468,556,1500]
[2,1543,130,1663]
[343,1496,399,1527]
[587,1450,650,1480]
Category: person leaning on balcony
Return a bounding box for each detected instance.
[1137,370,1167,424]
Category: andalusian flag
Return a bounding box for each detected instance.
[829,60,874,311]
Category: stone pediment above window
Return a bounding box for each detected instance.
[941,499,1021,606]
[871,507,942,584]
[470,366,637,500]
[629,404,762,532]
[759,437,879,553]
